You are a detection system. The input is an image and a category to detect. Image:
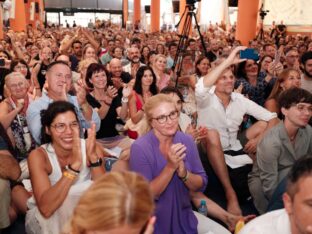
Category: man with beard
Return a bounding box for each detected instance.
[301,51,312,93]
[109,58,132,99]
[206,39,220,62]
[123,47,144,79]
[69,40,83,72]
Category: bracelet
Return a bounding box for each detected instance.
[121,97,128,103]
[89,158,102,168]
[180,170,189,182]
[63,171,77,180]
[66,165,80,175]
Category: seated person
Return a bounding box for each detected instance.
[26,61,101,144]
[26,101,105,234]
[130,94,232,234]
[249,87,312,214]
[64,171,155,234]
[0,72,36,161]
[0,123,21,231]
[240,157,312,234]
[195,47,278,215]
[85,63,133,153]
[108,58,132,99]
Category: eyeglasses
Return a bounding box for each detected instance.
[50,122,79,133]
[152,110,179,124]
[294,104,312,113]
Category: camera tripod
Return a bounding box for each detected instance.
[173,4,208,87]
[256,21,264,40]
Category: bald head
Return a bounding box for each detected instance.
[110,58,122,67]
[110,58,122,77]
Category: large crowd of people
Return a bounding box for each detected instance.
[0,19,312,234]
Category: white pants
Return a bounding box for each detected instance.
[195,211,231,234]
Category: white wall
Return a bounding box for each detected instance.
[264,0,312,25]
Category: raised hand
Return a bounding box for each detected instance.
[60,83,68,101]
[234,83,243,94]
[227,46,247,65]
[16,99,25,113]
[32,62,41,76]
[86,122,98,164]
[144,216,156,234]
[74,82,87,105]
[70,122,82,171]
[167,143,186,171]
[106,85,118,99]
[122,84,132,98]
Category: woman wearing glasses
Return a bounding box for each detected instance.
[129,94,208,234]
[26,101,105,234]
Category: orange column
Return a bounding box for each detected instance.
[0,5,3,39]
[38,0,44,27]
[150,0,160,32]
[235,0,259,46]
[179,0,192,35]
[123,0,128,27]
[133,0,141,27]
[179,0,186,34]
[10,0,27,32]
[25,0,31,26]
[33,0,44,28]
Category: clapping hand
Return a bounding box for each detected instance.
[106,86,118,99]
[86,122,98,165]
[122,84,132,98]
[74,80,87,105]
[70,122,82,172]
[167,143,186,171]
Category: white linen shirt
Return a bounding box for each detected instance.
[195,77,277,151]
[239,209,291,234]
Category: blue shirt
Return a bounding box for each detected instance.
[26,93,101,144]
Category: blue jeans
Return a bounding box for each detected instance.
[266,177,287,212]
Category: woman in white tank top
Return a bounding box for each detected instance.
[25,101,105,234]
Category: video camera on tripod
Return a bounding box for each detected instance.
[173,0,207,87]
[186,0,201,6]
[259,4,269,20]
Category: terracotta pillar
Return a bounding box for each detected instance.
[133,0,141,27]
[38,0,44,27]
[25,0,31,26]
[10,0,27,32]
[123,0,128,27]
[179,0,192,35]
[0,4,3,39]
[235,0,259,46]
[150,0,160,32]
[179,0,186,34]
[28,0,36,27]
[33,0,44,28]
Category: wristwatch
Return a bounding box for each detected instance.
[89,158,103,168]
[121,97,129,103]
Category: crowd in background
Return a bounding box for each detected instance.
[0,18,312,233]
